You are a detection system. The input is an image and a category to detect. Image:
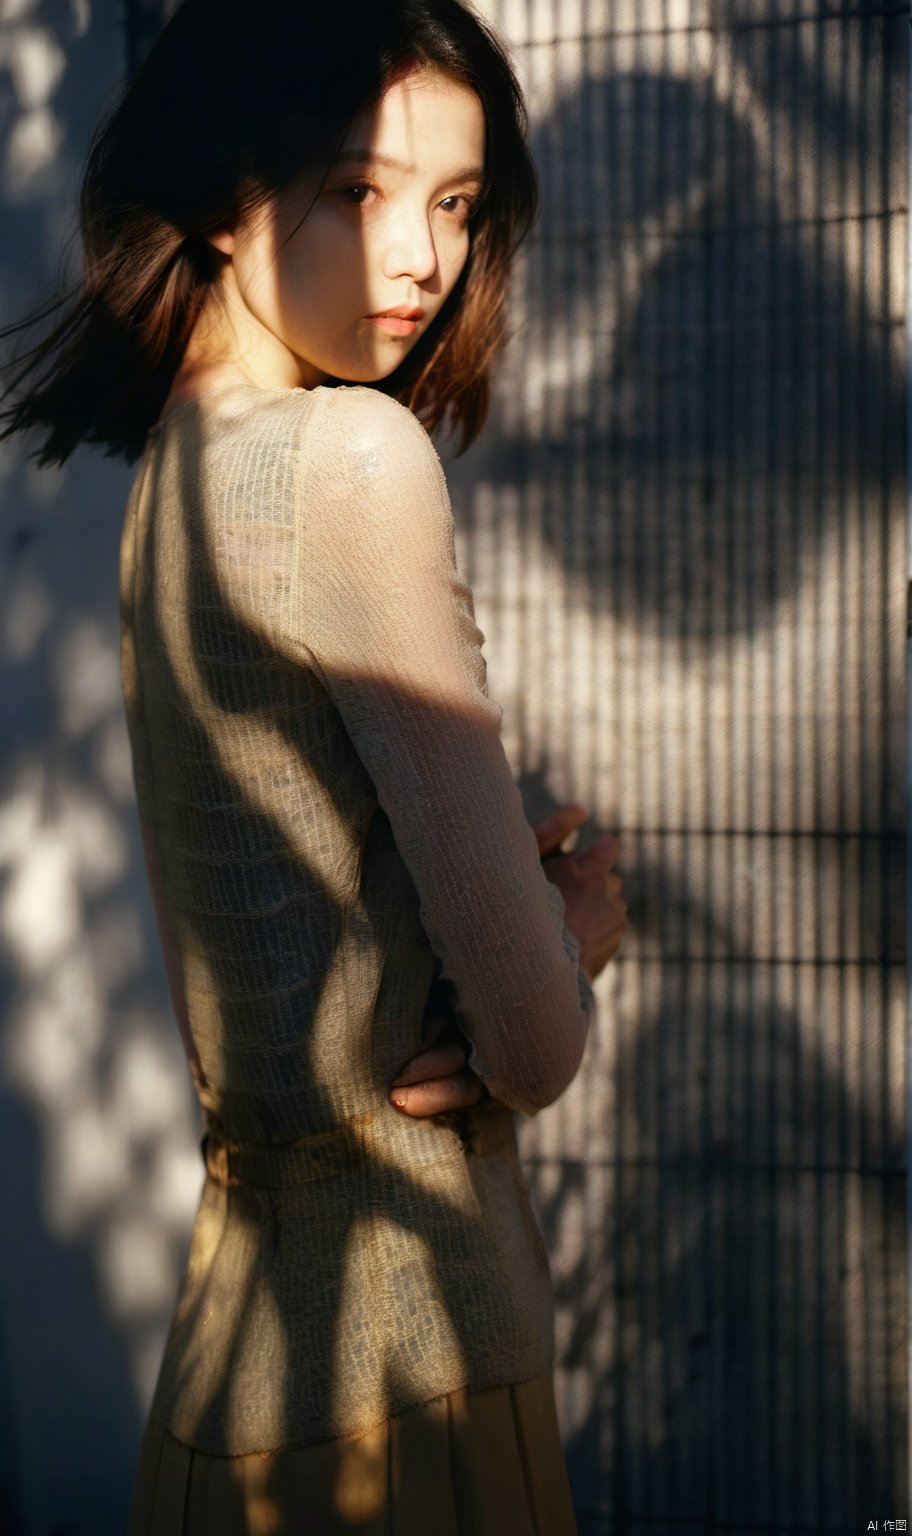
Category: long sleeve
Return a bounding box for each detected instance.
[288,387,594,1116]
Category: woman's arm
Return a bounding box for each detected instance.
[391,804,626,1117]
[290,388,596,1117]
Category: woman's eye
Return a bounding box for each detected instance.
[338,183,375,206]
[439,194,475,223]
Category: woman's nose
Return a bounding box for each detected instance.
[382,210,437,283]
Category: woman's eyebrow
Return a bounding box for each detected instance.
[334,149,485,182]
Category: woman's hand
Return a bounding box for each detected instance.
[534,803,628,983]
[390,1035,482,1118]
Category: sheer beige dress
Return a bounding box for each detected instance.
[121,381,594,1533]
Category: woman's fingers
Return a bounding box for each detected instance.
[541,826,628,983]
[390,1028,484,1117]
[391,1040,468,1088]
[533,803,588,859]
[391,1069,483,1117]
[580,832,621,868]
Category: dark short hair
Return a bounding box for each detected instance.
[0,0,538,465]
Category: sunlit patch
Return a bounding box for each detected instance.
[0,763,44,866]
[5,953,103,1104]
[0,782,127,972]
[1,25,65,109]
[109,1023,192,1146]
[0,0,41,26]
[329,1209,466,1444]
[2,574,52,660]
[0,755,198,1377]
[147,1143,204,1227]
[245,1488,282,1536]
[53,618,123,737]
[551,1179,585,1280]
[332,1424,386,1523]
[224,1455,282,1536]
[48,1104,128,1235]
[5,106,64,196]
[1,827,79,971]
[93,717,137,803]
[0,0,211,1452]
[100,1212,177,1318]
[61,782,128,889]
[69,0,91,38]
[227,1284,288,1451]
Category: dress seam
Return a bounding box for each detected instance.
[148,1367,555,1461]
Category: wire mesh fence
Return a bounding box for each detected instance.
[448,2,907,1530]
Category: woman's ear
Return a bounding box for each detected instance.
[205,229,235,257]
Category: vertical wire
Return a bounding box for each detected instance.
[877,9,906,1506]
[630,13,650,1524]
[603,9,629,1526]
[857,11,875,1503]
[896,3,902,1511]
[717,6,738,1526]
[654,2,671,1524]
[810,8,828,1524]
[783,13,802,1524]
[697,9,718,1523]
[764,1,783,1522]
[834,9,853,1520]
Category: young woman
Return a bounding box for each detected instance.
[2,1,626,1528]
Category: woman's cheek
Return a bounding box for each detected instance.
[442,244,470,300]
[443,223,471,273]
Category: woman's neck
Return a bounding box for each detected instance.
[159,267,321,419]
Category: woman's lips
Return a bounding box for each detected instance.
[366,306,424,337]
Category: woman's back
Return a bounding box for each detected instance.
[124,380,437,1143]
[121,380,594,1453]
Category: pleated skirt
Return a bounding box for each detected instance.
[128,1369,578,1535]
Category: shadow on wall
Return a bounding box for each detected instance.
[523,867,903,1532]
[457,10,904,641]
[443,4,905,1529]
[0,2,201,1532]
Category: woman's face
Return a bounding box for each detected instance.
[213,67,486,389]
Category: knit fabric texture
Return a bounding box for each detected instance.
[120,381,596,1455]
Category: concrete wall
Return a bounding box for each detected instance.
[0,5,199,1531]
[0,1,906,1531]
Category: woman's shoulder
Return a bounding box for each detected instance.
[155,380,426,445]
[149,384,447,525]
[308,384,439,462]
[296,385,447,508]
[154,382,434,479]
